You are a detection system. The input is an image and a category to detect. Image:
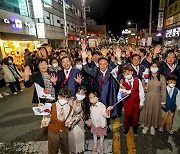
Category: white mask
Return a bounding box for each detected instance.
[53,63,58,68]
[169,83,175,88]
[76,93,85,101]
[57,99,68,105]
[76,64,82,70]
[150,67,159,73]
[124,74,133,80]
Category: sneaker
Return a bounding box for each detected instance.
[133,129,138,136]
[0,94,3,99]
[159,127,164,133]
[2,92,10,96]
[150,126,155,135]
[20,90,23,92]
[123,130,129,136]
[13,92,18,95]
[168,130,174,135]
[142,127,149,134]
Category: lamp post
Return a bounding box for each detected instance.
[128,22,138,45]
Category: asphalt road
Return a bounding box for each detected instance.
[0,86,179,154]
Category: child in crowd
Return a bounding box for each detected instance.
[120,64,145,135]
[68,86,86,154]
[159,75,180,135]
[85,92,112,152]
[41,88,73,154]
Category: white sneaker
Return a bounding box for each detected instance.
[150,126,155,135]
[13,92,18,95]
[20,90,23,92]
[142,127,149,134]
[0,94,3,98]
[159,127,164,133]
[168,130,174,135]
[2,92,10,96]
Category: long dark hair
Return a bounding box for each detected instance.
[149,61,161,81]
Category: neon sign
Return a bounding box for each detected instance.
[165,27,180,38]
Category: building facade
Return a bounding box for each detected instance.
[0,0,83,64]
[163,0,180,46]
[33,0,82,49]
[0,0,37,64]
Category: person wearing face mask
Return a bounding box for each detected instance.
[2,57,22,95]
[159,75,180,135]
[85,92,112,152]
[68,86,87,154]
[49,58,61,73]
[140,61,166,135]
[119,64,145,136]
[160,50,180,90]
[41,88,73,154]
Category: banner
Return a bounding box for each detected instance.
[159,0,165,11]
[157,12,164,31]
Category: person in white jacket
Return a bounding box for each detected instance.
[2,57,22,95]
[85,92,112,152]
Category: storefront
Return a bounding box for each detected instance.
[164,25,180,47]
[0,9,38,66]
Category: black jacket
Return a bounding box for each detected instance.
[24,71,47,104]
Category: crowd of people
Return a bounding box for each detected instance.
[1,42,180,154]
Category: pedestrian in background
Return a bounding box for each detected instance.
[2,57,22,95]
[0,62,10,98]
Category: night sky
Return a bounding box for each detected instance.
[86,0,159,37]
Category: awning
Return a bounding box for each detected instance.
[0,32,38,41]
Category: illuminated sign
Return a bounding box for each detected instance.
[165,27,180,38]
[14,19,22,28]
[3,19,10,24]
[25,22,30,27]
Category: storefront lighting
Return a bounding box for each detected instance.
[156,33,162,37]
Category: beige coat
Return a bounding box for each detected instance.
[2,64,21,83]
[140,75,166,128]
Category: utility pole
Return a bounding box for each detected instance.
[62,0,68,50]
[82,0,87,43]
[149,0,153,37]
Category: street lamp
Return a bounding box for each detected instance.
[128,21,138,45]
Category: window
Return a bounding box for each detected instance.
[57,20,60,23]
[3,0,28,17]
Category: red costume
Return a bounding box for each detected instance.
[122,77,140,131]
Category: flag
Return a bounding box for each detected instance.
[32,103,52,116]
[111,65,119,84]
[117,89,131,102]
[143,68,149,83]
[34,83,55,100]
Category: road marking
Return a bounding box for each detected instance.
[126,128,136,154]
[113,117,121,154]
